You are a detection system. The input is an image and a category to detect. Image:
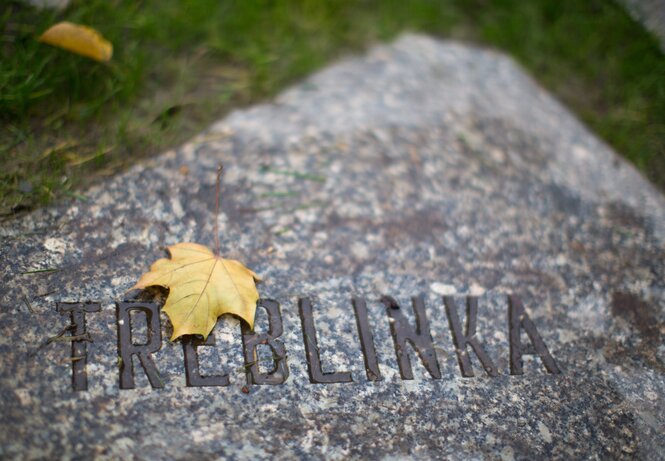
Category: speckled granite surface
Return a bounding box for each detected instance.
[1,35,664,460]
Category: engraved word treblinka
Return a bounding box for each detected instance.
[56,294,560,391]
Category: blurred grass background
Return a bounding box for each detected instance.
[1,0,664,215]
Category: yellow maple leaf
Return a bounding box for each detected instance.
[39,22,113,62]
[131,242,260,340]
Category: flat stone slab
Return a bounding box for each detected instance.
[1,34,664,460]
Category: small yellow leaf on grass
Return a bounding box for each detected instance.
[131,242,260,340]
[39,22,112,62]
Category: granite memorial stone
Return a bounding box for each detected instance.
[1,34,664,460]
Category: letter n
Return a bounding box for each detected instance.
[382,295,441,379]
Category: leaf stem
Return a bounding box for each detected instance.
[214,164,223,256]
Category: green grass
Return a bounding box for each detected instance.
[1,0,663,215]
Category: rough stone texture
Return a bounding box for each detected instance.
[1,34,664,460]
[24,0,71,10]
[620,0,665,51]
